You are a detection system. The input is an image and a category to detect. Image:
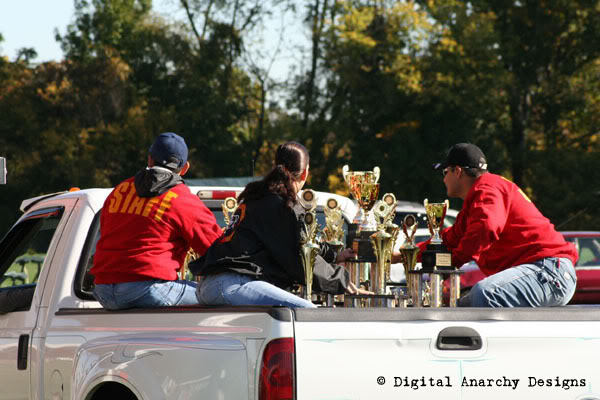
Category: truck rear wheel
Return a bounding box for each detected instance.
[89,383,137,400]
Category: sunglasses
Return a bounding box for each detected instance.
[442,167,452,177]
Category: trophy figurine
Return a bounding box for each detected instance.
[323,197,345,255]
[221,197,239,228]
[342,165,380,231]
[399,215,422,307]
[421,199,452,272]
[298,189,320,301]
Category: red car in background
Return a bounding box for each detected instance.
[453,231,600,305]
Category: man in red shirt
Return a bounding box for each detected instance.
[428,143,577,307]
[91,132,222,310]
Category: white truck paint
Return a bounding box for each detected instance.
[0,188,599,400]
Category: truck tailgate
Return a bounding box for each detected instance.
[293,307,600,400]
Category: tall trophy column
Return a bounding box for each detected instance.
[369,194,399,304]
[298,189,320,302]
[399,215,422,307]
[323,197,345,306]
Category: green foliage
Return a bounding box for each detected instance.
[1,0,600,236]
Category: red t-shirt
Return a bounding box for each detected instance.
[419,173,578,276]
[91,178,223,284]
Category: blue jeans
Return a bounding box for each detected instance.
[196,272,316,308]
[470,257,577,307]
[93,280,199,310]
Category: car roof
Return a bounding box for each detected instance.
[561,231,600,237]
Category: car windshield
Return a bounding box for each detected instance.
[564,236,600,267]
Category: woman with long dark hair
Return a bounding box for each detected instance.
[190,141,360,307]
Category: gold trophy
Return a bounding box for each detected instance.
[424,199,449,245]
[399,214,422,307]
[369,193,399,295]
[421,199,452,271]
[342,165,380,231]
[423,199,452,307]
[221,197,239,227]
[323,197,345,254]
[298,189,320,301]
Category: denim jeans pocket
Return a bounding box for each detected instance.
[540,258,574,302]
[145,281,178,307]
[198,274,230,305]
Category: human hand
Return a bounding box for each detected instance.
[390,251,405,265]
[336,248,356,263]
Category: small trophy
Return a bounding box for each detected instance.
[421,199,452,272]
[323,197,345,256]
[422,199,452,307]
[424,198,449,244]
[298,189,320,301]
[221,197,238,227]
[342,165,380,231]
[399,214,422,307]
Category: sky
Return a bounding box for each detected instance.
[0,1,192,62]
[0,1,304,82]
[0,1,76,61]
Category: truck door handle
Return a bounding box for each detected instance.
[436,327,482,351]
[18,334,29,370]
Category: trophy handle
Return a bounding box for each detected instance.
[423,198,428,208]
[342,165,350,184]
[373,166,381,183]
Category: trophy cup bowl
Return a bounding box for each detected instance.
[342,165,380,230]
[423,198,449,244]
[352,182,380,230]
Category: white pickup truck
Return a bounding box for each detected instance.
[1,187,600,400]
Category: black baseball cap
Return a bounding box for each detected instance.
[149,132,188,170]
[433,143,488,170]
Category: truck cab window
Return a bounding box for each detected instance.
[0,208,63,313]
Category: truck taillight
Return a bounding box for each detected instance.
[259,338,295,400]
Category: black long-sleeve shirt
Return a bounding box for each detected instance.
[189,193,349,294]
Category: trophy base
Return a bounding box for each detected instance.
[345,259,370,288]
[421,243,452,272]
[388,285,409,308]
[344,294,396,308]
[346,223,358,248]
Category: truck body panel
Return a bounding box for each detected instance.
[1,188,600,400]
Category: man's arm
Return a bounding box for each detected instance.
[449,185,509,267]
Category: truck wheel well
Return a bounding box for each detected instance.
[88,382,138,400]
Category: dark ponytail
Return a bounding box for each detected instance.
[238,141,309,208]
